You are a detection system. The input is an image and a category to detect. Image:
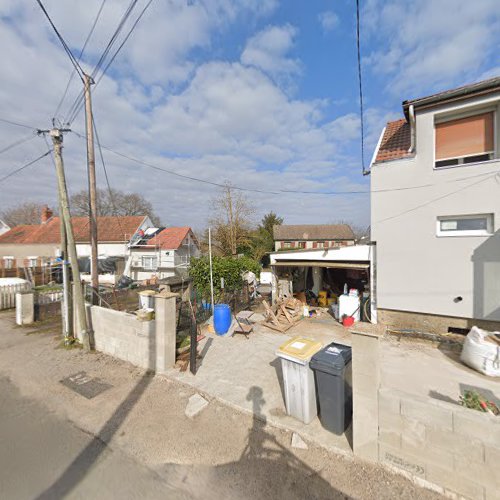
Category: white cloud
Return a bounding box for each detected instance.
[363,0,500,96]
[0,1,372,228]
[318,11,339,33]
[241,24,301,85]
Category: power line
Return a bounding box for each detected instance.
[0,150,51,184]
[66,0,155,125]
[92,117,126,237]
[356,0,367,176]
[73,129,499,196]
[64,0,140,124]
[53,0,108,120]
[0,117,36,130]
[0,135,36,156]
[35,0,86,80]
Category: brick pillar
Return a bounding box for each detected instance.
[351,325,383,461]
[154,291,177,373]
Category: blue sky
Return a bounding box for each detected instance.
[0,0,499,230]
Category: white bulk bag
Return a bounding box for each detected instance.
[460,326,500,377]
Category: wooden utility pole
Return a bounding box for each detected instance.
[83,73,99,302]
[50,128,91,350]
[59,199,73,341]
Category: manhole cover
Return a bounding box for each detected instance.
[60,371,112,399]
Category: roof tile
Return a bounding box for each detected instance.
[375,119,412,163]
[144,227,192,250]
[273,224,355,241]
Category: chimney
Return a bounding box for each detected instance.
[41,205,53,224]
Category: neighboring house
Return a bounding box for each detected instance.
[0,219,10,236]
[273,224,355,251]
[370,76,500,332]
[0,205,151,271]
[127,226,200,281]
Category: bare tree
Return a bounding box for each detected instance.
[209,183,254,256]
[0,202,55,227]
[70,188,161,226]
[330,219,370,241]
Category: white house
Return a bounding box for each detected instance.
[126,226,200,281]
[0,219,10,236]
[370,76,500,333]
[273,224,355,251]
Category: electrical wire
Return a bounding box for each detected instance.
[0,150,51,184]
[92,116,126,237]
[0,135,36,156]
[73,129,500,197]
[64,0,140,124]
[35,0,85,80]
[66,0,154,126]
[0,117,36,130]
[53,0,108,120]
[356,0,366,175]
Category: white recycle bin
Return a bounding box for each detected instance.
[138,289,156,309]
[276,336,323,424]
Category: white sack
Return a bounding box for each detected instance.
[460,326,500,377]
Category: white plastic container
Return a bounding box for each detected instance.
[338,293,360,322]
[276,337,323,424]
[138,290,156,309]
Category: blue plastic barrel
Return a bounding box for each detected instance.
[213,304,231,335]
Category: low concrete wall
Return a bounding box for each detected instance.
[350,326,499,499]
[89,292,177,373]
[378,387,499,500]
[91,307,156,369]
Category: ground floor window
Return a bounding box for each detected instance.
[437,214,493,236]
[3,257,14,269]
[27,257,38,268]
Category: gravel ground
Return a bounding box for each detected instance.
[0,311,443,499]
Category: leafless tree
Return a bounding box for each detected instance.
[69,188,161,226]
[330,219,370,241]
[209,182,255,256]
[0,202,54,227]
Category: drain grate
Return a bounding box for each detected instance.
[60,371,112,399]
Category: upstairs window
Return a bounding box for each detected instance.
[437,214,493,237]
[142,256,158,270]
[435,112,494,168]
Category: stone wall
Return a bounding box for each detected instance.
[378,387,499,500]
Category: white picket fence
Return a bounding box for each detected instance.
[0,283,32,310]
[36,290,63,305]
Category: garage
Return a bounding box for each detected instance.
[269,244,376,323]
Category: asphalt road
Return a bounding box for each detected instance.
[0,376,190,500]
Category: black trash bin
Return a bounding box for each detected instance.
[310,342,352,434]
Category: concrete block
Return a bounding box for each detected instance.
[485,445,500,467]
[485,487,500,500]
[378,389,400,416]
[291,433,308,450]
[426,427,484,463]
[379,428,401,448]
[455,455,499,491]
[16,292,34,325]
[426,464,485,500]
[453,409,500,443]
[401,398,453,431]
[353,372,378,397]
[379,444,426,478]
[353,393,379,461]
[399,416,426,448]
[185,394,209,419]
[402,441,454,472]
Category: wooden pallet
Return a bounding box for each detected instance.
[261,299,302,333]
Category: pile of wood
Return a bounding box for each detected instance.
[262,298,303,333]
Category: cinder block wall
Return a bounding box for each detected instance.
[90,306,156,370]
[378,387,500,500]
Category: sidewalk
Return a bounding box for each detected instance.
[0,310,442,499]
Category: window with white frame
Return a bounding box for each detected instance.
[437,214,493,236]
[434,111,495,168]
[28,257,38,268]
[283,242,292,249]
[142,255,158,270]
[3,256,14,269]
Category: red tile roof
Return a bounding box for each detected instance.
[374,119,413,163]
[0,216,145,244]
[144,227,192,250]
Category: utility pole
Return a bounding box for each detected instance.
[59,200,73,341]
[83,73,99,303]
[50,128,91,350]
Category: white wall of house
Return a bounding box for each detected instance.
[76,242,128,258]
[371,91,500,322]
[274,240,354,251]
